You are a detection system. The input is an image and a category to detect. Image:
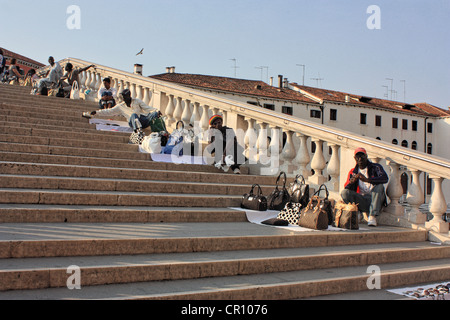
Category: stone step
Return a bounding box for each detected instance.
[0,141,148,161]
[0,242,448,291]
[0,121,130,139]
[0,151,232,174]
[0,92,98,109]
[0,204,247,223]
[0,162,276,186]
[0,222,428,258]
[0,174,274,196]
[1,257,448,300]
[0,188,243,207]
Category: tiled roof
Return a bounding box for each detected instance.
[0,47,45,68]
[290,83,449,118]
[149,73,318,104]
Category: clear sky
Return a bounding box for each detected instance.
[1,0,449,108]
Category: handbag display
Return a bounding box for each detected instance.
[333,201,359,230]
[141,133,162,154]
[288,174,310,208]
[241,184,267,211]
[310,184,334,225]
[297,195,329,230]
[277,202,303,225]
[267,172,290,211]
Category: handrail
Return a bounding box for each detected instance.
[44,57,450,179]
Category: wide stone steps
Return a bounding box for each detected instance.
[0,241,447,293]
[1,82,449,301]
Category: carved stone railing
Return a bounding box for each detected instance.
[39,58,450,235]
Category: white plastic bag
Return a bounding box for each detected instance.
[70,81,80,100]
[141,133,162,154]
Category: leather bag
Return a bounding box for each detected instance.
[288,174,310,208]
[297,195,329,230]
[267,172,290,211]
[333,201,359,230]
[241,184,267,211]
[277,202,302,225]
[310,184,334,225]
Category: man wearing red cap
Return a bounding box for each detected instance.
[341,147,389,226]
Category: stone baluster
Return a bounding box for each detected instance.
[309,138,327,185]
[164,94,175,124]
[190,102,201,127]
[280,130,296,173]
[130,83,137,99]
[244,118,258,162]
[90,72,98,91]
[136,85,144,101]
[200,105,210,131]
[117,79,124,102]
[326,144,340,191]
[84,71,91,91]
[425,176,449,233]
[181,99,192,124]
[173,97,183,122]
[143,87,151,105]
[222,110,228,127]
[385,161,404,216]
[406,169,426,224]
[293,133,310,179]
[78,71,86,91]
[148,90,155,108]
[256,122,269,164]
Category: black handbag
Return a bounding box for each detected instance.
[277,202,303,225]
[288,174,310,208]
[267,172,290,211]
[241,184,268,211]
[311,184,334,225]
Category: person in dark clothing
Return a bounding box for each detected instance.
[341,147,389,227]
[208,115,246,174]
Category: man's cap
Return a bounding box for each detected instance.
[209,115,223,126]
[354,147,367,156]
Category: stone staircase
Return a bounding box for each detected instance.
[0,83,450,300]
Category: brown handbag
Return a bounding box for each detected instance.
[297,195,329,230]
[333,202,359,230]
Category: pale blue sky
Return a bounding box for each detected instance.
[1,0,449,108]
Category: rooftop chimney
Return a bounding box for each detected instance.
[270,77,273,86]
[134,64,143,75]
[166,67,170,73]
[170,66,176,73]
[278,75,283,89]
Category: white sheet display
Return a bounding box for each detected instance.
[229,207,363,232]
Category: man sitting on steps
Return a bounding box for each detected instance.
[83,89,161,143]
[341,147,389,227]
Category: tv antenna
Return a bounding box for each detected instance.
[296,64,305,86]
[400,80,406,102]
[310,73,324,88]
[230,59,239,77]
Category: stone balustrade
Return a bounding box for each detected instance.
[39,58,450,235]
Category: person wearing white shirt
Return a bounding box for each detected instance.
[86,89,161,133]
[37,56,63,94]
[97,77,117,109]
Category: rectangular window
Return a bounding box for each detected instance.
[263,104,275,110]
[282,106,293,115]
[360,113,367,125]
[392,118,398,129]
[310,110,321,119]
[247,101,258,106]
[402,119,408,130]
[427,123,433,133]
[412,120,418,131]
[375,115,382,127]
[330,109,337,121]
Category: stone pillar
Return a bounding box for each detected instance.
[425,176,449,233]
[293,133,310,179]
[327,144,340,191]
[406,169,426,224]
[190,102,201,126]
[385,161,404,216]
[181,99,191,124]
[244,118,258,163]
[309,138,327,185]
[280,130,296,174]
[173,97,183,123]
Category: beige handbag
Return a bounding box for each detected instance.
[333,201,359,230]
